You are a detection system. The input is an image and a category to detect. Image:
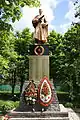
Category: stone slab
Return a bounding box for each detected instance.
[67,108,80,120]
[8,105,69,120]
[9,117,69,120]
[8,111,68,118]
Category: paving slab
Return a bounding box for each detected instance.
[9,117,69,120]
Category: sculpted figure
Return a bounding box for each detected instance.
[32,8,48,44]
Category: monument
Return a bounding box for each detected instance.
[9,8,69,120]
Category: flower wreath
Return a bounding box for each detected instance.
[38,76,53,107]
[24,80,37,105]
[34,45,44,56]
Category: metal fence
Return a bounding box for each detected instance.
[0,85,20,93]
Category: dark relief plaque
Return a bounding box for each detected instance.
[29,45,49,55]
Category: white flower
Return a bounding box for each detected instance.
[32,99,36,102]
[29,97,32,100]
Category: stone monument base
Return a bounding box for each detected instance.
[8,104,69,120]
[7,44,69,119]
[7,80,69,120]
[15,79,60,112]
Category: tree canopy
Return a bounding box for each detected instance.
[0,0,40,31]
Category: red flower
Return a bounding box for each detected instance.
[41,82,49,96]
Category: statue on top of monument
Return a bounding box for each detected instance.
[32,7,48,44]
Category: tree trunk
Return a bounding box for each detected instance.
[12,83,15,95]
[20,78,24,93]
[12,71,16,95]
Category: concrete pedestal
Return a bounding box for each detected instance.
[16,54,60,112]
[29,56,49,84]
[8,104,69,120]
[8,45,69,120]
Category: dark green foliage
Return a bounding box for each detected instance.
[65,102,74,108]
[0,92,20,101]
[0,100,19,113]
[0,28,33,95]
[0,28,32,94]
[57,91,70,104]
[15,28,32,55]
[63,24,80,103]
[48,24,80,105]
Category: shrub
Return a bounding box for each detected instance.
[14,101,19,108]
[65,102,73,108]
[0,100,19,113]
[57,91,70,103]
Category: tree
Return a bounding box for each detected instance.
[0,30,18,80]
[48,30,64,86]
[63,24,80,103]
[74,0,80,21]
[16,56,29,93]
[0,0,40,31]
[48,25,80,106]
[0,55,9,83]
[0,27,32,94]
[15,28,32,56]
[0,30,19,94]
[14,28,32,93]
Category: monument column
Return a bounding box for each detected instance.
[29,55,49,84]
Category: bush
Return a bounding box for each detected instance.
[57,91,70,103]
[14,101,19,108]
[65,102,73,108]
[0,100,19,113]
[0,92,20,101]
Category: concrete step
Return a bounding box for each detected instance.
[9,117,69,120]
[8,111,68,118]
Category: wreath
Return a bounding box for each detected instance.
[34,45,44,56]
[24,80,37,105]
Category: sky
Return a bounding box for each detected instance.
[13,0,80,34]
